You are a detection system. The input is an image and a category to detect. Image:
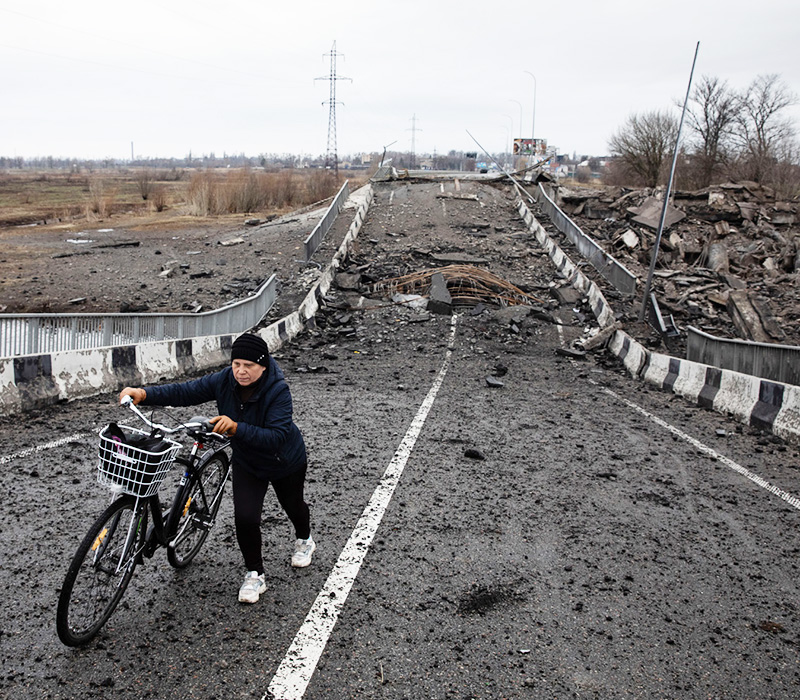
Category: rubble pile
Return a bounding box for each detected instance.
[550,180,800,348]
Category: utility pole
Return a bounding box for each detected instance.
[407,114,422,168]
[315,41,351,178]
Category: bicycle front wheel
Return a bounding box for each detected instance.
[56,496,146,646]
[167,450,229,569]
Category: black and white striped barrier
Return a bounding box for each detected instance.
[610,331,800,443]
[0,185,373,416]
[516,198,615,328]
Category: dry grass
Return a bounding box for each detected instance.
[0,167,366,227]
[0,170,180,226]
[185,168,351,216]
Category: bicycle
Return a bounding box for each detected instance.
[56,395,232,647]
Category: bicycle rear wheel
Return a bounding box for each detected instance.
[56,496,146,646]
[167,450,229,569]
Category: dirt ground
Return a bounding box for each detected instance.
[0,209,325,315]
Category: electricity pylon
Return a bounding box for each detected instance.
[315,41,351,177]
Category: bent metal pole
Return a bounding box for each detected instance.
[638,41,700,322]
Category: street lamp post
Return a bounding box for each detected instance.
[500,125,510,171]
[508,99,523,138]
[524,71,537,159]
[503,115,514,169]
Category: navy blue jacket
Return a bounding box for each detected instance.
[142,358,306,480]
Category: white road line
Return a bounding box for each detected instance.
[604,387,800,511]
[0,433,89,466]
[264,316,459,700]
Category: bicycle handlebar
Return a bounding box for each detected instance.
[120,395,229,444]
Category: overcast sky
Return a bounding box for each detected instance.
[1,0,799,161]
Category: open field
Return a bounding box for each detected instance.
[0,167,367,313]
[0,167,368,227]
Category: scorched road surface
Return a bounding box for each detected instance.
[0,179,798,700]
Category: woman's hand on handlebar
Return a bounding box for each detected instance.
[119,387,146,405]
[210,415,237,436]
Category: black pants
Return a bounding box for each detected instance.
[232,463,310,575]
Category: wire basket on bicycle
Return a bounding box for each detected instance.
[97,423,181,498]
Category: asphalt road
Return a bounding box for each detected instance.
[1,179,798,700]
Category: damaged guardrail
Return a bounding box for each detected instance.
[0,276,276,359]
[687,325,800,386]
[532,183,638,297]
[304,180,350,261]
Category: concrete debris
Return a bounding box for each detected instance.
[218,236,245,247]
[334,272,362,291]
[553,180,799,348]
[555,347,587,360]
[436,192,480,201]
[578,322,622,351]
[429,252,489,265]
[726,290,785,343]
[392,293,428,311]
[427,272,453,315]
[93,240,140,249]
[464,448,486,460]
[627,196,686,230]
[549,285,582,306]
[619,229,640,249]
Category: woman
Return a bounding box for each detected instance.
[119,332,314,604]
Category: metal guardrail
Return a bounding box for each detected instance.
[533,183,638,297]
[304,180,350,261]
[687,326,800,386]
[0,275,277,358]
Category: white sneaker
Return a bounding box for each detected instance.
[291,537,316,568]
[238,571,266,603]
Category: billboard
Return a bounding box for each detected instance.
[513,138,547,156]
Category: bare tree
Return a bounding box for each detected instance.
[684,75,739,187]
[733,74,797,183]
[136,169,153,201]
[608,110,679,187]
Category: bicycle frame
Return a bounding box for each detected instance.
[138,439,231,559]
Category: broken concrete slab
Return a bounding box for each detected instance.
[550,286,582,306]
[627,196,686,230]
[427,272,453,315]
[335,272,362,291]
[727,290,786,343]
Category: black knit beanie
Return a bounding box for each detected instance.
[231,333,270,366]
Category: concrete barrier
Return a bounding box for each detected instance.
[636,334,800,443]
[0,184,373,416]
